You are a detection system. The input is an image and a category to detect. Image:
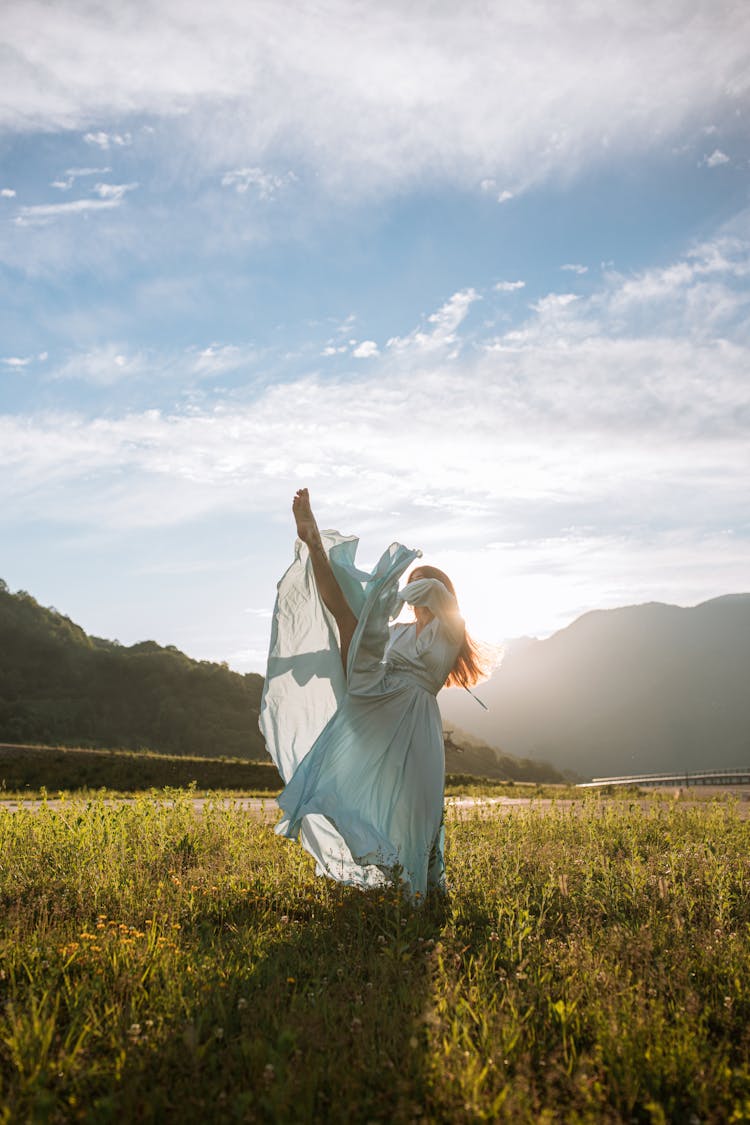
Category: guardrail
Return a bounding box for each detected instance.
[577,767,750,789]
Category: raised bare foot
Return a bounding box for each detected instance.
[292,488,319,545]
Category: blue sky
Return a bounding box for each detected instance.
[1,0,749,671]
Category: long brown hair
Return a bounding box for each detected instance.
[408,565,488,689]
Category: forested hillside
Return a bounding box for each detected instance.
[0,580,267,759]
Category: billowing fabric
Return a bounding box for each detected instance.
[259,531,463,898]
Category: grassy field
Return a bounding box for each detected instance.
[0,742,581,801]
[0,744,282,796]
[1,793,749,1123]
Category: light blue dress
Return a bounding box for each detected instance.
[259,531,464,898]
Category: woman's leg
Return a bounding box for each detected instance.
[293,488,358,671]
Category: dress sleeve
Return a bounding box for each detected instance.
[398,578,465,645]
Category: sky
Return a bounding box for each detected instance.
[1,0,749,673]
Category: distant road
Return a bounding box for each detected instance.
[0,795,278,817]
[1,791,748,817]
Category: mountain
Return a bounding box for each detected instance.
[439,595,750,779]
[0,580,267,759]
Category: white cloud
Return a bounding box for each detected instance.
[51,166,110,190]
[387,288,479,354]
[1,188,16,198]
[495,280,525,292]
[92,182,139,201]
[13,182,138,227]
[702,148,730,167]
[352,340,379,358]
[0,1,747,197]
[190,343,255,376]
[221,168,295,200]
[479,180,514,203]
[83,131,132,149]
[2,356,32,367]
[2,327,747,540]
[530,292,579,314]
[15,197,124,226]
[51,345,146,386]
[229,646,275,670]
[561,263,588,274]
[3,235,748,529]
[590,237,750,340]
[47,341,257,386]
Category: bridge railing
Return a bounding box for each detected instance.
[577,767,750,789]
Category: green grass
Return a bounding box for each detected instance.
[1,793,749,1122]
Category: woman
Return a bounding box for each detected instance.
[260,489,485,899]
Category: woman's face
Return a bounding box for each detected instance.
[408,568,424,584]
